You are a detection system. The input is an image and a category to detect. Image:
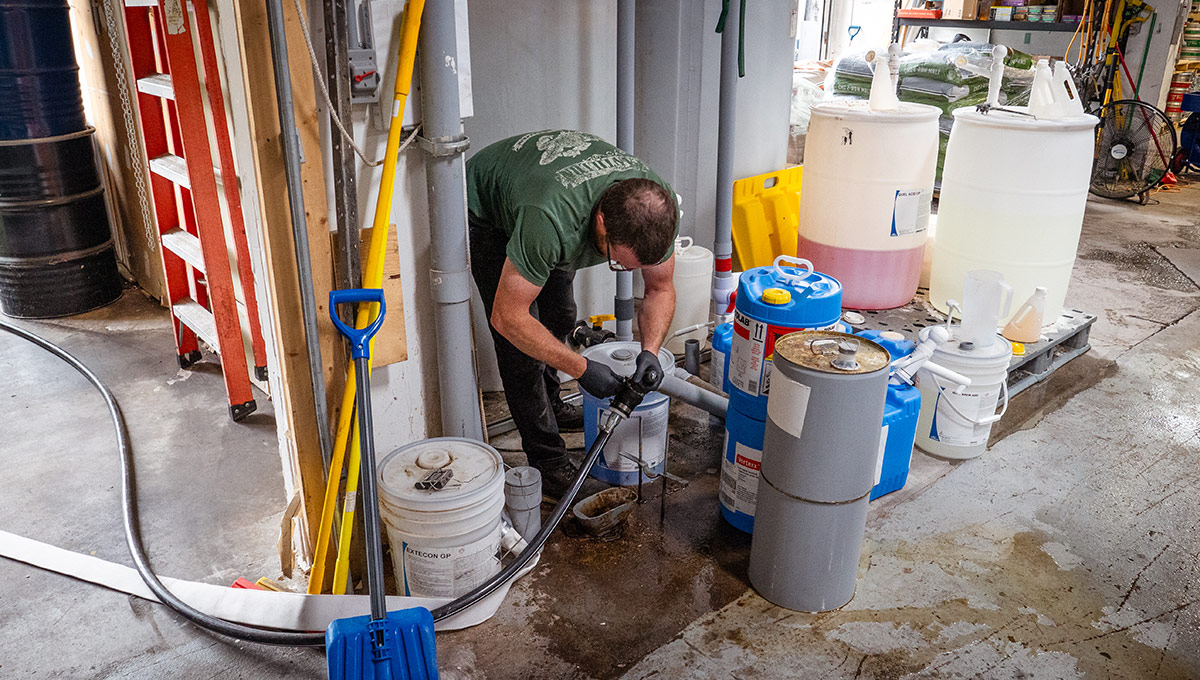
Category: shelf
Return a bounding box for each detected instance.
[896,18,1082,32]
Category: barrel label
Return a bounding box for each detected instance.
[890,188,930,237]
[720,441,762,517]
[730,310,769,396]
[767,371,811,441]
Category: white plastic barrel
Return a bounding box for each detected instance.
[664,237,715,354]
[798,100,940,310]
[914,328,1012,460]
[930,107,1099,325]
[377,438,506,597]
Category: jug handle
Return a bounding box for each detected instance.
[998,280,1014,320]
[675,236,693,254]
[772,255,814,285]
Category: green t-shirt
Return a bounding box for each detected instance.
[466,129,676,287]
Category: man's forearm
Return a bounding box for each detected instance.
[638,287,676,354]
[495,310,588,378]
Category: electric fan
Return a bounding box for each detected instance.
[1090,99,1178,201]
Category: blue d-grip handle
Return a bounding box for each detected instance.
[329,288,386,360]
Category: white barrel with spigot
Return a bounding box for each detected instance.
[930,57,1098,324]
[665,237,714,354]
[798,48,940,310]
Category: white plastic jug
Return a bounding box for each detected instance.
[665,237,714,354]
[929,70,1098,325]
[960,270,1012,348]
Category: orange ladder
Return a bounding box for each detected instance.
[121,0,267,420]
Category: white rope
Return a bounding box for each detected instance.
[288,0,421,167]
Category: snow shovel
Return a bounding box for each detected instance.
[325,288,439,679]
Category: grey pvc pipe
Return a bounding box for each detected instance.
[417,0,485,440]
[711,0,740,324]
[263,0,333,473]
[614,0,635,343]
[660,369,727,419]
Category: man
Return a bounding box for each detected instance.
[467,129,679,499]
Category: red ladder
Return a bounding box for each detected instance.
[121,0,268,420]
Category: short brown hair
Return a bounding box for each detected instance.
[599,178,677,266]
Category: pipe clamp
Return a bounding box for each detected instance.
[429,268,472,304]
[418,134,470,157]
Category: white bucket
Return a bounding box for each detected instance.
[376,438,506,597]
[914,328,1012,460]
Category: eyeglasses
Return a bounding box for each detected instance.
[606,237,630,272]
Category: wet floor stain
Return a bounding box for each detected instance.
[989,353,1118,443]
[1076,242,1197,292]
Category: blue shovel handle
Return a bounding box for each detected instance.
[329,288,387,360]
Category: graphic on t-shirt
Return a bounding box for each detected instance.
[555,149,646,189]
[535,130,601,165]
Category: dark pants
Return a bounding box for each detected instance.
[470,221,577,468]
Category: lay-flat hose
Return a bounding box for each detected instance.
[0,318,621,644]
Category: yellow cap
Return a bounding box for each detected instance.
[762,288,792,305]
[1010,341,1026,356]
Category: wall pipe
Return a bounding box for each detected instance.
[659,367,728,418]
[711,0,740,327]
[417,0,485,440]
[614,0,636,342]
[264,0,334,472]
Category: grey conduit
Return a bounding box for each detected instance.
[614,0,636,343]
[659,368,728,419]
[417,0,484,439]
[711,0,741,326]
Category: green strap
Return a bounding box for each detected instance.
[715,0,748,78]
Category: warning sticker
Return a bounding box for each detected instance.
[719,441,762,517]
[890,189,930,237]
[729,309,768,396]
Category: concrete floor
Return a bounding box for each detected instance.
[2,184,1199,678]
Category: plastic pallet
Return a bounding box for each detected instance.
[847,289,1096,398]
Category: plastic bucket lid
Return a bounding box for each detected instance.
[377,437,504,512]
[810,99,941,123]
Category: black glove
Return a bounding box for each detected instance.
[579,358,623,398]
[633,350,664,391]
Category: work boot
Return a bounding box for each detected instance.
[552,398,585,432]
[534,457,610,502]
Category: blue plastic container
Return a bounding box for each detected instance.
[856,330,921,501]
[710,321,733,394]
[726,257,842,417]
[718,402,764,532]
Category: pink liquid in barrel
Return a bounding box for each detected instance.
[798,236,925,310]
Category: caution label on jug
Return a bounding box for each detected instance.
[729,310,769,396]
[719,441,762,517]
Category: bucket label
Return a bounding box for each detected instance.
[600,406,669,472]
[878,422,888,486]
[719,441,762,517]
[890,189,930,237]
[930,384,1002,447]
[729,310,769,396]
[399,526,501,598]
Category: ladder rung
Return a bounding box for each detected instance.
[125,0,158,6]
[173,298,220,353]
[161,228,206,273]
[148,153,223,190]
[149,153,191,188]
[136,74,174,100]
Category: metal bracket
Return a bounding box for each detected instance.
[418,134,471,157]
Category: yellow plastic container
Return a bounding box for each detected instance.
[731,166,803,271]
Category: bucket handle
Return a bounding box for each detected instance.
[772,255,814,287]
[931,373,1010,426]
